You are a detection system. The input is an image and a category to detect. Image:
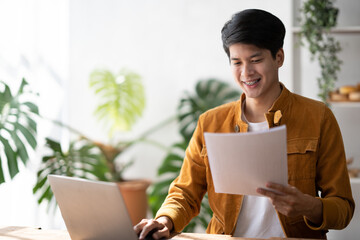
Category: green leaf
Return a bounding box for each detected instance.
[38,186,52,204]
[2,84,13,103]
[17,78,29,95]
[22,102,39,115]
[0,79,38,184]
[161,153,183,165]
[149,178,174,216]
[33,138,113,209]
[24,115,37,133]
[177,79,240,140]
[45,138,62,153]
[33,174,48,194]
[11,131,29,165]
[89,68,146,135]
[15,123,37,149]
[0,156,5,183]
[173,142,188,150]
[41,156,55,163]
[149,178,173,196]
[0,136,19,179]
[158,164,181,175]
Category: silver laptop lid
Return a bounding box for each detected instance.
[48,175,137,240]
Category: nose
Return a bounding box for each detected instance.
[241,63,255,79]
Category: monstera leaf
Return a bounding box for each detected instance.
[149,141,187,216]
[178,78,240,141]
[33,138,111,208]
[89,69,145,136]
[0,79,38,184]
[149,78,240,232]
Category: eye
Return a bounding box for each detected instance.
[232,61,241,66]
[252,58,262,63]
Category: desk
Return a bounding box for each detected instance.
[0,226,318,240]
[0,226,70,240]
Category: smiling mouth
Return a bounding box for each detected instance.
[242,78,261,86]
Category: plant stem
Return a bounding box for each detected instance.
[122,115,178,148]
[39,114,93,141]
[136,138,172,152]
[40,113,178,153]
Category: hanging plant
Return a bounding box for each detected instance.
[300,0,342,102]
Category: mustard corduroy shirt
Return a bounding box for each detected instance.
[156,83,355,239]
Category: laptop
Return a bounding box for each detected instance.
[48,175,138,240]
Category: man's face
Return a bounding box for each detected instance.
[229,43,284,101]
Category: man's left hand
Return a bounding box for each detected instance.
[256,182,323,226]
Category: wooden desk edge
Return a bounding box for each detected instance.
[0,227,319,240]
[171,232,319,240]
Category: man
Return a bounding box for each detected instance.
[134,9,354,239]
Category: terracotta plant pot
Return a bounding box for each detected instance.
[117,179,151,226]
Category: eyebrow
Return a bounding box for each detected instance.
[230,52,263,61]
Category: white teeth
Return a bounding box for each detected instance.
[243,79,260,86]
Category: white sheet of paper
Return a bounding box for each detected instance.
[204,125,287,196]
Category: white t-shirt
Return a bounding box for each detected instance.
[233,105,285,238]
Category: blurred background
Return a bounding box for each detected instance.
[0,0,359,239]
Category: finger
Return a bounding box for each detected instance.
[139,220,163,240]
[274,204,288,215]
[275,203,296,217]
[257,187,271,197]
[153,226,171,239]
[133,219,148,235]
[266,182,297,195]
[256,187,284,198]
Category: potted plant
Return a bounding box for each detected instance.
[149,78,240,232]
[33,68,171,225]
[0,79,39,184]
[299,0,342,103]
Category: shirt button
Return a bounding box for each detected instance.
[274,110,282,125]
[234,125,240,132]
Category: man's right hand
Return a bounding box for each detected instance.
[133,216,173,240]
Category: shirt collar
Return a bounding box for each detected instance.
[235,82,290,131]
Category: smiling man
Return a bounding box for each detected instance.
[134,9,355,239]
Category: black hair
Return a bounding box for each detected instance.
[221,9,285,59]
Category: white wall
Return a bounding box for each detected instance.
[0,0,69,229]
[0,0,294,230]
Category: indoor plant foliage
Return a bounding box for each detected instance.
[34,68,149,207]
[89,69,145,136]
[0,79,38,184]
[300,0,342,102]
[33,137,111,207]
[149,79,241,232]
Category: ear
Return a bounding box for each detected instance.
[276,48,284,67]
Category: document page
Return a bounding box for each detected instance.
[204,125,287,196]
